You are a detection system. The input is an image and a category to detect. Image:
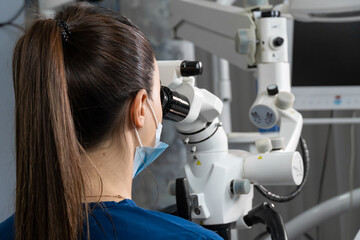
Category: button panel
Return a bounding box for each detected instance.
[293,94,360,110]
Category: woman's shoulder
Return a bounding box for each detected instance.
[87,199,223,240]
[0,214,15,240]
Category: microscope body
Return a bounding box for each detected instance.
[158,61,303,229]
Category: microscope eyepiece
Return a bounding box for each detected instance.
[161,86,190,122]
[180,61,203,77]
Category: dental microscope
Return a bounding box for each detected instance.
[158,59,303,240]
[157,1,306,239]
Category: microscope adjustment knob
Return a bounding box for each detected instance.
[267,84,279,96]
[273,37,284,47]
[256,138,273,153]
[230,179,251,195]
[168,180,176,196]
[261,10,281,18]
[270,137,285,150]
[275,92,295,110]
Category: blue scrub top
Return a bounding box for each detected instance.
[0,199,222,240]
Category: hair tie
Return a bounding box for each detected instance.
[57,20,71,43]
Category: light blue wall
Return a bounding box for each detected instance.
[0,0,24,222]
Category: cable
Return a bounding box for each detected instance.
[0,3,25,31]
[304,233,315,240]
[317,110,334,204]
[5,22,25,31]
[255,136,310,202]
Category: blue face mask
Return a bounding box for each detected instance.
[133,99,169,178]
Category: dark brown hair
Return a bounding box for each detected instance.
[12,3,155,240]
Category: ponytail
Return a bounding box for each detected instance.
[13,19,87,240]
[13,3,156,239]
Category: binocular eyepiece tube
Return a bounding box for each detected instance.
[160,60,203,122]
[180,61,203,77]
[161,86,190,122]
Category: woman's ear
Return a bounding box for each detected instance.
[130,89,148,128]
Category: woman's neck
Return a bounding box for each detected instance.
[82,137,135,203]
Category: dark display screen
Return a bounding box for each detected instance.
[292,21,360,86]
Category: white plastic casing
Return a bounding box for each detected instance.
[255,17,288,63]
[257,62,291,94]
[243,151,303,185]
[184,147,254,225]
[157,60,183,89]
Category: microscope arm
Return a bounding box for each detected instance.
[170,0,256,69]
[249,89,303,152]
[171,0,302,151]
[279,108,303,152]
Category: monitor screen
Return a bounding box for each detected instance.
[291,20,360,110]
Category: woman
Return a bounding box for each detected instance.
[0,3,222,240]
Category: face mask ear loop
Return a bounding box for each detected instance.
[146,98,159,128]
[132,115,143,148]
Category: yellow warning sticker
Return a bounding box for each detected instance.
[196,160,202,165]
[258,156,263,160]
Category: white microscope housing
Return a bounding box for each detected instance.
[158,60,304,227]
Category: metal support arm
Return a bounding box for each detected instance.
[170,0,256,69]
